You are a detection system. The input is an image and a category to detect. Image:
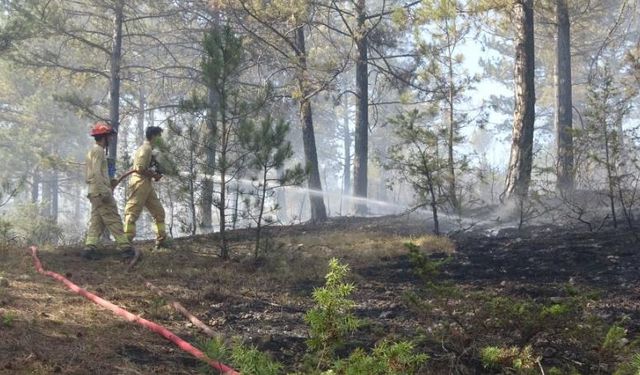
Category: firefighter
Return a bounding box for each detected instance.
[83,122,135,260]
[124,126,172,249]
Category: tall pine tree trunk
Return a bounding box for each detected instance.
[447,58,459,211]
[353,0,369,215]
[295,26,327,223]
[106,0,124,178]
[555,0,574,192]
[504,0,536,200]
[343,96,351,197]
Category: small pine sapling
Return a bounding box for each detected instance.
[305,258,361,369]
[239,115,305,260]
[383,109,449,234]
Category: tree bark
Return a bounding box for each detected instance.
[188,126,197,235]
[50,168,58,223]
[106,0,124,178]
[343,96,351,197]
[295,26,327,223]
[504,0,536,200]
[353,0,369,215]
[254,167,269,259]
[218,85,229,259]
[555,0,574,192]
[603,123,617,228]
[137,84,145,145]
[42,167,58,223]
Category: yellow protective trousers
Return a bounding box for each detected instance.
[85,195,130,249]
[124,178,166,243]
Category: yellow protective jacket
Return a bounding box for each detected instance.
[129,140,154,187]
[85,144,111,197]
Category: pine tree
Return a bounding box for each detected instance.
[383,109,449,234]
[239,115,305,259]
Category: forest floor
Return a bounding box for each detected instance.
[1,214,640,374]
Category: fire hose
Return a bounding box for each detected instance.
[112,169,137,189]
[28,246,239,375]
[112,169,163,190]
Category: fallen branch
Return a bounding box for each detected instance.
[27,246,239,375]
[126,248,143,271]
[145,281,218,338]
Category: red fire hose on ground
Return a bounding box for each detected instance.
[28,246,239,375]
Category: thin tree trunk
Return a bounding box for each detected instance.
[555,0,574,192]
[50,168,58,223]
[276,167,288,222]
[218,86,229,259]
[74,182,81,219]
[137,85,145,144]
[31,168,40,203]
[447,58,459,211]
[219,149,228,258]
[136,85,147,144]
[106,0,124,178]
[201,86,218,229]
[504,0,536,200]
[201,12,221,230]
[189,127,197,235]
[603,125,618,228]
[427,171,439,235]
[232,182,240,230]
[255,168,268,259]
[42,145,59,222]
[295,26,327,223]
[353,0,369,215]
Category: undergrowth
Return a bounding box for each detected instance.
[199,240,640,374]
[200,258,427,374]
[402,240,640,374]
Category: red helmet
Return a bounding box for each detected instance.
[90,122,116,136]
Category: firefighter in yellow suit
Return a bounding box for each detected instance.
[83,122,134,260]
[124,126,171,249]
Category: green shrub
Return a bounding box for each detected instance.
[231,344,283,375]
[406,242,449,282]
[199,259,429,375]
[0,218,14,250]
[333,340,427,375]
[614,353,640,375]
[200,337,282,375]
[541,303,571,318]
[603,324,628,353]
[305,258,361,367]
[3,204,63,245]
[480,345,537,372]
[2,312,16,327]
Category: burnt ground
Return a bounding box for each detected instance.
[0,215,639,374]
